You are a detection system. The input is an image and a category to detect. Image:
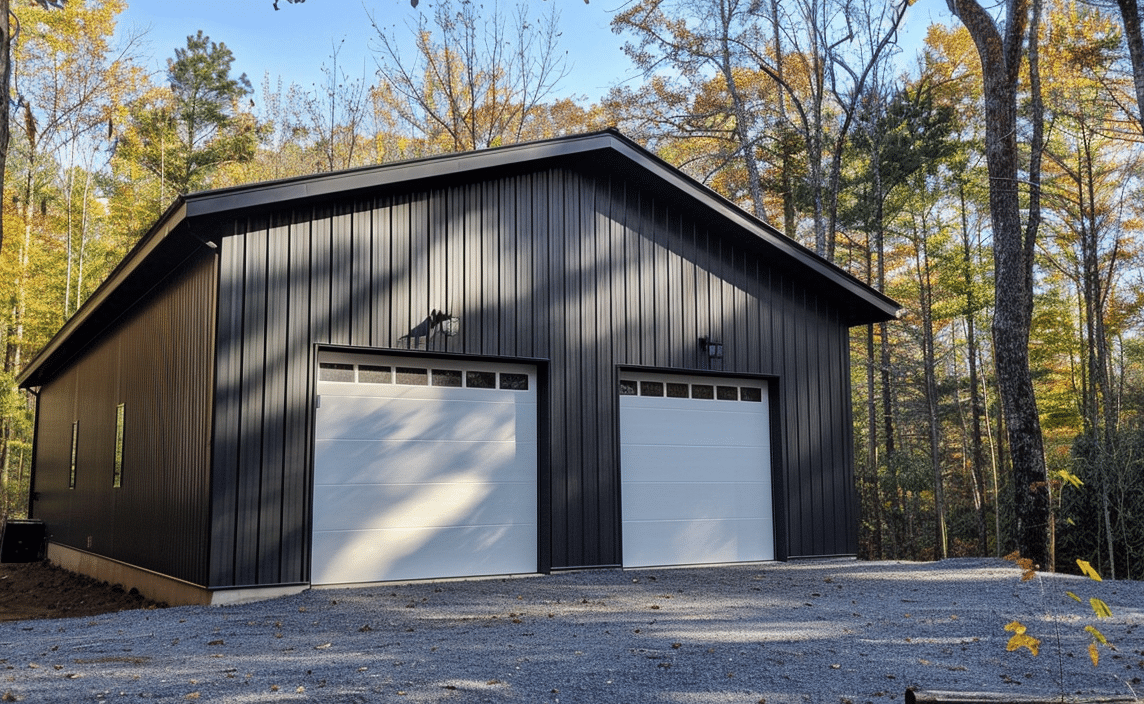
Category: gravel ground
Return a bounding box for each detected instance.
[1,557,1143,703]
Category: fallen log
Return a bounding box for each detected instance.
[905,689,1141,703]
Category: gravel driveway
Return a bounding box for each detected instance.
[2,557,1142,703]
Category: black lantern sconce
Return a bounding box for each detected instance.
[699,336,724,363]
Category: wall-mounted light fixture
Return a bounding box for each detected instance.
[431,309,461,337]
[698,336,724,362]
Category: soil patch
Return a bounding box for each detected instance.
[0,560,164,622]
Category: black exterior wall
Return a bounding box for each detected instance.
[29,255,217,585]
[21,131,898,591]
[207,166,863,588]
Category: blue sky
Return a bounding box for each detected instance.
[113,0,640,104]
[112,0,950,109]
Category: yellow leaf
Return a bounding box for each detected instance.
[1004,621,1027,635]
[1085,625,1108,645]
[1077,559,1103,581]
[1088,642,1099,667]
[1090,598,1112,619]
[1066,591,1082,603]
[1006,633,1041,656]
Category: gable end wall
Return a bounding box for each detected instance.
[208,166,859,587]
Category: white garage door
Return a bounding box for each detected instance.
[311,353,538,585]
[620,371,773,568]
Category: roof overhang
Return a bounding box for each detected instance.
[17,129,900,388]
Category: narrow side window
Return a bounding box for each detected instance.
[69,421,79,489]
[113,403,126,488]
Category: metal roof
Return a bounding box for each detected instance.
[18,129,900,388]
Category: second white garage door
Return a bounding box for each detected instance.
[620,371,774,568]
[311,353,538,585]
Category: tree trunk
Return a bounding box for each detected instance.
[946,0,1051,568]
[1115,0,1144,130]
[0,0,11,255]
[916,227,947,559]
[959,180,990,554]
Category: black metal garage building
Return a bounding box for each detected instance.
[18,130,899,604]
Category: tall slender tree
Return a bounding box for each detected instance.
[942,0,1052,567]
[0,0,67,255]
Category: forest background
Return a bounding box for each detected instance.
[1,0,1141,579]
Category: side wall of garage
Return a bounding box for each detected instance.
[29,255,218,586]
[207,166,858,587]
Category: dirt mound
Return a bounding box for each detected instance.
[0,561,164,622]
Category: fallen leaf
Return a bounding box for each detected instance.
[1077,559,1103,582]
[1006,633,1041,656]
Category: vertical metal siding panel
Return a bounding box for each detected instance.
[653,207,669,368]
[576,174,600,559]
[409,195,430,349]
[825,310,845,553]
[548,172,579,565]
[258,219,289,582]
[807,293,825,555]
[283,216,314,583]
[734,250,750,372]
[483,181,501,354]
[709,238,726,370]
[626,191,645,365]
[235,221,268,585]
[638,196,655,366]
[428,191,448,354]
[615,182,633,365]
[443,190,463,352]
[500,180,517,356]
[514,176,533,357]
[695,227,712,367]
[311,207,333,343]
[351,203,373,346]
[832,308,855,554]
[682,222,698,369]
[330,208,353,346]
[594,176,620,564]
[667,214,685,369]
[211,235,245,585]
[371,199,393,348]
[796,286,815,556]
[391,197,411,346]
[840,316,859,554]
[466,184,485,353]
[745,254,761,374]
